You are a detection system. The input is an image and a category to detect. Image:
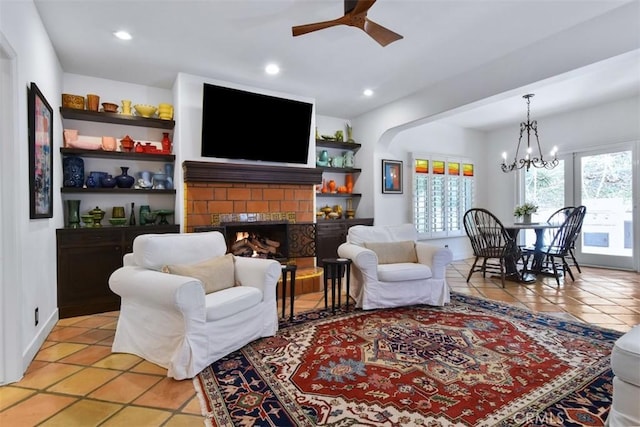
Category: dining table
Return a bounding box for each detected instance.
[503,221,561,283]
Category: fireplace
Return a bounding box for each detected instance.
[224,221,289,260]
[183,161,322,269]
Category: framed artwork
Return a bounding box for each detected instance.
[28,82,54,219]
[382,159,403,194]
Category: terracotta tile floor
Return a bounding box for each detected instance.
[1,260,638,426]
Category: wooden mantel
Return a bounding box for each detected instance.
[182,161,323,185]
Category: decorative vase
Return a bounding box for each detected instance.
[328,180,336,192]
[161,132,172,153]
[115,166,135,188]
[66,199,81,228]
[164,163,174,189]
[343,151,355,167]
[101,174,117,188]
[317,150,329,167]
[121,100,132,115]
[139,205,150,226]
[137,171,153,188]
[129,202,136,226]
[345,174,353,193]
[346,124,354,142]
[523,213,532,223]
[63,156,84,188]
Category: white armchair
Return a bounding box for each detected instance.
[108,231,281,380]
[337,224,453,310]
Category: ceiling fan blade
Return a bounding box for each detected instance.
[346,0,376,16]
[292,18,345,37]
[363,18,403,46]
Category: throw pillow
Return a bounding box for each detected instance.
[162,253,235,294]
[363,241,418,264]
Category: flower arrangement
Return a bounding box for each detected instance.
[514,202,538,217]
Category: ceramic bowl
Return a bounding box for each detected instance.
[142,211,158,225]
[133,104,157,118]
[108,218,127,226]
[102,102,118,113]
[80,215,94,226]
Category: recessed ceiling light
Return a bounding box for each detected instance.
[113,31,132,41]
[363,89,374,97]
[265,63,280,75]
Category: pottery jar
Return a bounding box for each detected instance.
[120,135,135,152]
[328,180,337,192]
[101,136,117,151]
[87,94,100,111]
[112,206,125,218]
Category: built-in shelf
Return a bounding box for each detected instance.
[60,147,175,162]
[316,167,362,173]
[60,187,176,194]
[60,107,175,129]
[316,139,361,153]
[316,193,362,198]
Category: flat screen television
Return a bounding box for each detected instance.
[201,83,313,164]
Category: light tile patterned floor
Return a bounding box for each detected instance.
[1,260,638,426]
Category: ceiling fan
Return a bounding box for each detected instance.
[292,0,403,47]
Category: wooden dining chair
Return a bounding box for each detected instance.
[522,206,587,286]
[547,206,582,273]
[463,208,521,288]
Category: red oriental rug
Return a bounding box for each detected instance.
[194,293,621,426]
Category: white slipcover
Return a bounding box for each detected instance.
[109,231,281,380]
[337,224,453,310]
[606,324,640,426]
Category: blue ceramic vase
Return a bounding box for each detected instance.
[115,166,135,188]
[62,156,84,188]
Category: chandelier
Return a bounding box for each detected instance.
[501,94,558,173]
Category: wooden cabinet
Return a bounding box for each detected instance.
[56,225,179,318]
[316,218,373,266]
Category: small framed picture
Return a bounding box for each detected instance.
[28,82,54,219]
[382,159,403,194]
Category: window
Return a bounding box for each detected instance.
[413,154,475,239]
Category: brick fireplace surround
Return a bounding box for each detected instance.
[182,161,323,279]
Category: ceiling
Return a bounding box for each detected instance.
[34,0,640,129]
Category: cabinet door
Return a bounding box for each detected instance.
[56,230,124,318]
[316,222,347,265]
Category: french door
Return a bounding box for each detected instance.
[573,145,636,270]
[523,143,637,271]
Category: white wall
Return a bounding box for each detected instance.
[0,0,64,384]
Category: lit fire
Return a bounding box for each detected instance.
[235,231,259,257]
